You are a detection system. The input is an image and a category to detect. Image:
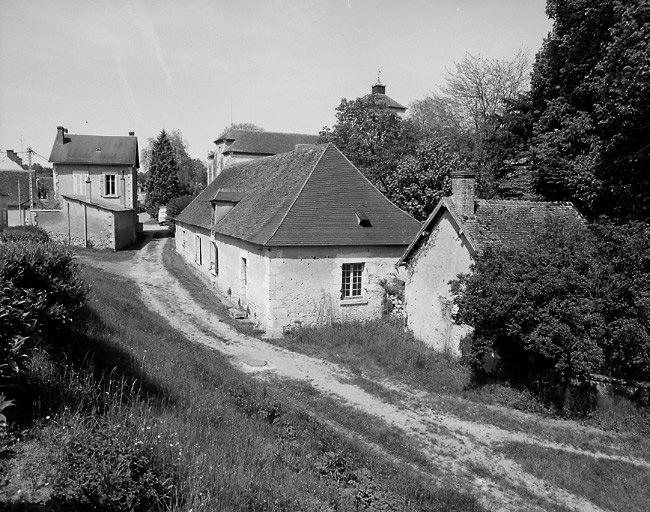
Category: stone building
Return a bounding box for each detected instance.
[209,129,319,183]
[38,126,140,249]
[175,143,420,335]
[361,79,406,116]
[398,170,584,355]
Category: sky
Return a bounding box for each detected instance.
[0,0,552,165]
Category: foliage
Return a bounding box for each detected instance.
[384,138,463,220]
[0,238,87,378]
[452,217,650,382]
[320,96,419,193]
[48,415,175,512]
[141,129,206,198]
[409,51,531,198]
[144,130,182,219]
[165,194,194,220]
[0,225,50,243]
[529,0,650,220]
[217,122,265,138]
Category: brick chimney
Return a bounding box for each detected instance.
[6,149,23,167]
[57,126,67,143]
[129,131,135,136]
[450,169,476,218]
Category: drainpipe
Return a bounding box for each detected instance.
[67,201,71,245]
[121,170,126,207]
[85,177,92,203]
[83,203,88,248]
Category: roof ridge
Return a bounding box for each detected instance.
[477,198,576,206]
[259,145,329,245]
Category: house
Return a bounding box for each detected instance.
[0,152,32,226]
[175,143,421,335]
[0,186,8,228]
[362,79,407,116]
[397,170,584,355]
[209,129,320,183]
[38,126,140,250]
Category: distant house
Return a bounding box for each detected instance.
[0,186,8,228]
[209,129,320,183]
[40,126,140,250]
[361,79,406,116]
[398,170,584,355]
[175,143,420,335]
[0,152,33,226]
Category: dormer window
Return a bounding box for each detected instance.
[211,189,243,224]
[354,207,371,227]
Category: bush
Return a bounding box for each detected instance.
[0,225,50,243]
[0,238,87,377]
[452,217,650,383]
[165,195,194,219]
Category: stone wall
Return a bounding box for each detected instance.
[403,210,473,355]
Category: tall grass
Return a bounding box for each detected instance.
[2,266,484,511]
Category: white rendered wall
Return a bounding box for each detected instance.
[404,211,472,355]
[266,245,405,335]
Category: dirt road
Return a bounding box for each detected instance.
[81,232,648,512]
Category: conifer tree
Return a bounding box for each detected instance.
[144,130,181,218]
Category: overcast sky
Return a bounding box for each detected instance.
[0,0,551,164]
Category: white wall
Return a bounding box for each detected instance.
[404,211,473,354]
[266,245,404,335]
[54,164,136,209]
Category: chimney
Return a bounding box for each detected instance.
[85,177,92,203]
[6,149,23,167]
[129,131,135,136]
[450,169,476,218]
[57,126,66,143]
[371,83,386,95]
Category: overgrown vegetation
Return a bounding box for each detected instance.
[452,218,650,383]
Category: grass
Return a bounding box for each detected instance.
[499,441,650,512]
[1,261,485,511]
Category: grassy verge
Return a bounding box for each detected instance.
[498,442,650,512]
[1,263,484,511]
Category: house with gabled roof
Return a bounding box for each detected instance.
[209,129,320,183]
[397,170,585,354]
[38,126,140,250]
[175,143,421,335]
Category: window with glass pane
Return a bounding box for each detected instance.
[105,174,116,195]
[341,263,364,298]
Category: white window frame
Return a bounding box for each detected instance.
[104,174,117,196]
[341,263,364,299]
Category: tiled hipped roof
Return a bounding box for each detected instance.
[50,133,138,166]
[399,197,585,265]
[215,129,320,156]
[361,93,406,111]
[176,144,420,247]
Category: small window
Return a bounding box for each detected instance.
[104,174,116,196]
[341,263,364,298]
[210,242,219,275]
[195,235,202,265]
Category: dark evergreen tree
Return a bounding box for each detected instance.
[144,130,181,218]
[530,0,650,220]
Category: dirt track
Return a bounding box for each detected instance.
[81,231,649,512]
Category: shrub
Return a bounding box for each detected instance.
[165,194,195,234]
[0,225,50,243]
[452,217,650,383]
[0,239,87,377]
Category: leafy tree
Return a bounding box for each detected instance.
[144,130,182,218]
[320,96,418,193]
[452,218,650,382]
[217,122,265,138]
[530,0,650,220]
[383,139,463,220]
[410,51,531,198]
[141,129,206,197]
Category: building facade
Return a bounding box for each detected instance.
[176,143,420,335]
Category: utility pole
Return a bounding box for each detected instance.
[17,178,22,225]
[27,147,34,224]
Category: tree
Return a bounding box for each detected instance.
[452,218,650,382]
[383,139,464,221]
[144,130,182,218]
[410,51,531,198]
[320,96,418,193]
[141,129,207,196]
[529,0,650,220]
[217,122,265,138]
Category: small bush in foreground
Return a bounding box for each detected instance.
[0,225,50,243]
